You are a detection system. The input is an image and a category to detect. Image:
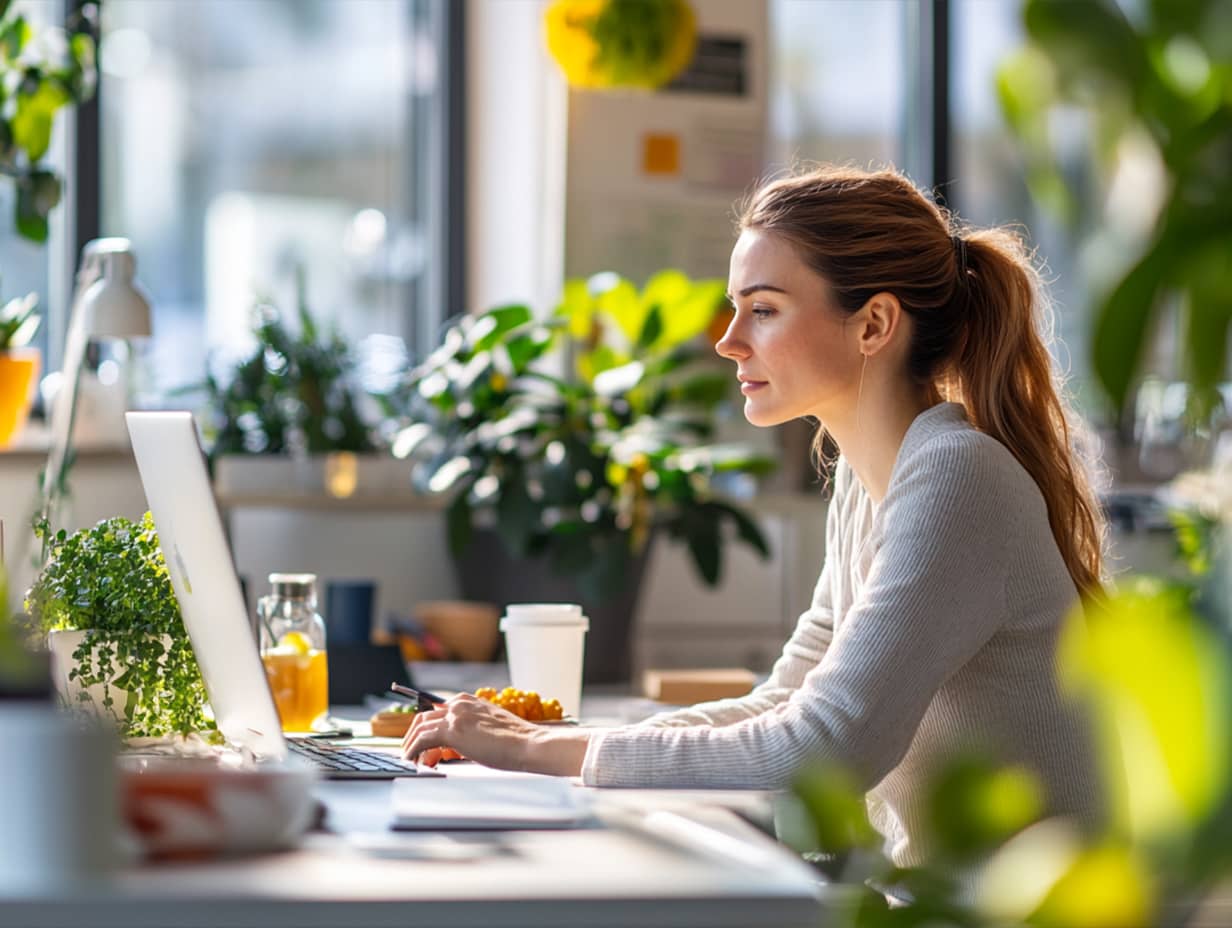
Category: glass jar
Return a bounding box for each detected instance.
[257,573,329,732]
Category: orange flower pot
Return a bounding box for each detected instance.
[0,347,41,448]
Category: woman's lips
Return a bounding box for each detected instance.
[740,380,767,394]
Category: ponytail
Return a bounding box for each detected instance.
[741,165,1106,600]
[946,230,1106,600]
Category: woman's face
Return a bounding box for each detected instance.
[717,229,862,428]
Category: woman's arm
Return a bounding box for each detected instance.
[581,436,1018,789]
[635,466,850,730]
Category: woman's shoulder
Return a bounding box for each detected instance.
[892,404,1040,506]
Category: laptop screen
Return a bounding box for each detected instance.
[126,411,286,760]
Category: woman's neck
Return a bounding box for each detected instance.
[824,380,938,504]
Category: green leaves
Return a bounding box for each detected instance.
[0,289,39,348]
[394,269,774,601]
[200,299,379,459]
[0,1,98,243]
[12,78,69,161]
[927,756,1045,863]
[25,513,214,738]
[999,0,1232,415]
[793,764,879,854]
[1059,579,1232,843]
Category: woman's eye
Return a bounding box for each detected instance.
[752,306,775,319]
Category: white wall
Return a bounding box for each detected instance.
[465,0,567,316]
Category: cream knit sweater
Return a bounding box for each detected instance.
[581,403,1103,866]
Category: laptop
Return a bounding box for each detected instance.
[125,410,437,780]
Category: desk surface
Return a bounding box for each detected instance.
[0,776,831,928]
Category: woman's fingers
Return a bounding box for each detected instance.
[401,707,445,757]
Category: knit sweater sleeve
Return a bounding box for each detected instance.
[581,436,1010,789]
[630,467,845,730]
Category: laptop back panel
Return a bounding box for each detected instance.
[125,411,286,761]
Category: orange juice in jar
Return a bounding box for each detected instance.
[261,641,329,731]
[257,574,330,732]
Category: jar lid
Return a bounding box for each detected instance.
[268,572,317,600]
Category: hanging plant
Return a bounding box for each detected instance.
[544,0,697,91]
[0,0,99,243]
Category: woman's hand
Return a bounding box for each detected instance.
[400,693,590,776]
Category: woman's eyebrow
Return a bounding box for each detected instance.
[725,283,790,302]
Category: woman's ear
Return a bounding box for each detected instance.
[855,291,903,358]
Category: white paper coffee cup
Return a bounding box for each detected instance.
[499,603,589,718]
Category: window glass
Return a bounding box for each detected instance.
[99,0,439,397]
[952,0,1099,414]
[768,0,905,170]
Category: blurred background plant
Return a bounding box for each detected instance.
[0,560,51,700]
[997,0,1232,424]
[382,269,774,604]
[194,268,379,464]
[0,288,40,447]
[0,288,37,348]
[0,0,97,243]
[544,0,697,91]
[787,570,1232,927]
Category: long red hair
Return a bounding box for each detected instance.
[740,165,1105,599]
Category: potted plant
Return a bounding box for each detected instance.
[195,278,388,498]
[0,290,40,448]
[24,512,215,738]
[384,269,774,682]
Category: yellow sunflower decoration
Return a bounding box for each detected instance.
[545,0,698,91]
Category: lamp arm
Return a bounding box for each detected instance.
[36,297,91,557]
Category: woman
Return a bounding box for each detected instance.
[402,165,1105,867]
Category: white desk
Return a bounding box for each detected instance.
[0,775,831,928]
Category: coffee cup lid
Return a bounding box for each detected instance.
[499,603,588,627]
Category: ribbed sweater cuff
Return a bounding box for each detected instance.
[580,729,609,785]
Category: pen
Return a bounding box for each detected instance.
[389,681,448,710]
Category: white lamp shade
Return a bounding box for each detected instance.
[80,252,152,338]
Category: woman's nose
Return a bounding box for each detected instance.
[715,317,749,361]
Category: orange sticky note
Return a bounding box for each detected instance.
[642,133,680,176]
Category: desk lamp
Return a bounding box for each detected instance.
[38,238,151,551]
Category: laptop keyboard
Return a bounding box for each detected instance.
[287,738,430,776]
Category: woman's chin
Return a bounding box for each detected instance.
[743,401,787,428]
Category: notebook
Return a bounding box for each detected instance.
[125,411,437,780]
[391,770,592,829]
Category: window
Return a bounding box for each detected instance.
[95,0,456,399]
[768,0,906,170]
[951,0,1097,411]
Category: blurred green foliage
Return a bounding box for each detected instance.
[382,270,774,601]
[792,575,1232,926]
[0,288,37,348]
[0,562,49,696]
[198,281,378,460]
[997,0,1232,416]
[0,0,98,243]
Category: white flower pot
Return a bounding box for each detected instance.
[47,628,172,725]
